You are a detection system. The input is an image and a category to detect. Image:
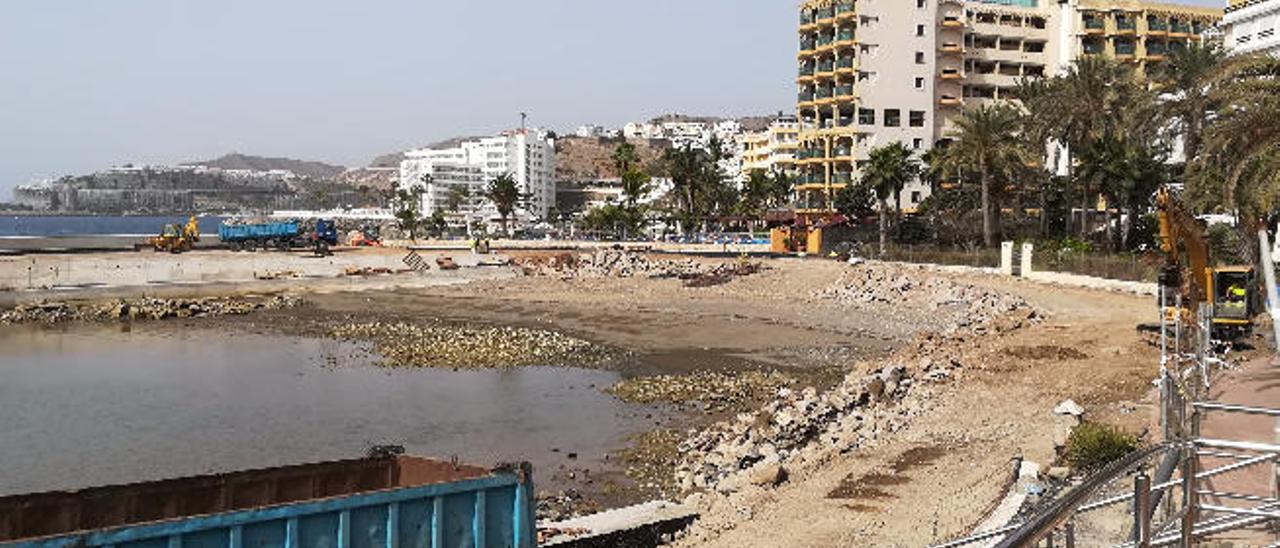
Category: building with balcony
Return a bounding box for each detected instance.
[399,128,557,224]
[796,0,938,220]
[741,115,800,182]
[792,0,1219,223]
[1222,0,1280,56]
[1062,0,1222,74]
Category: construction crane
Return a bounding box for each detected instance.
[1154,187,1255,338]
[150,216,201,254]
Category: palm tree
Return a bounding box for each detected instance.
[612,142,640,175]
[1197,55,1280,264]
[484,173,522,236]
[942,103,1028,248]
[1018,57,1150,238]
[859,143,921,255]
[1151,42,1226,170]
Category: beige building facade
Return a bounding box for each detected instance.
[741,115,800,181]
[794,0,1222,221]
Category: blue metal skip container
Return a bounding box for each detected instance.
[218,221,301,243]
[0,456,535,548]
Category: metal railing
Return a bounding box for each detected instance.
[932,301,1279,547]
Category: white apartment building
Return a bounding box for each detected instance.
[741,115,800,182]
[1223,0,1280,56]
[399,128,557,225]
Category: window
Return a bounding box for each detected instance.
[915,77,925,89]
[915,51,926,64]
[909,110,926,127]
[917,0,926,7]
[916,24,926,36]
[858,108,876,125]
[912,138,923,150]
[884,109,901,127]
[911,191,922,204]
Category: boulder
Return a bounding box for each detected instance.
[1054,399,1085,418]
[747,461,787,488]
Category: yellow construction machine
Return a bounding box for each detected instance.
[1155,187,1255,338]
[150,216,201,253]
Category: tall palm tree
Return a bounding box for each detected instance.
[942,103,1028,248]
[1151,42,1225,170]
[859,143,920,255]
[484,173,522,236]
[1018,57,1149,238]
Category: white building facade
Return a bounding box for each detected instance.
[1223,0,1280,56]
[399,128,557,225]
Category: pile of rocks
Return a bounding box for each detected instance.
[330,321,614,369]
[516,250,762,286]
[814,264,1036,333]
[0,295,301,324]
[606,370,795,414]
[673,363,929,494]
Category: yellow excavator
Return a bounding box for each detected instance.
[150,216,201,253]
[1155,187,1255,338]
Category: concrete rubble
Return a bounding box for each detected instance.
[674,268,1042,501]
[813,264,1036,334]
[0,295,301,324]
[515,250,763,286]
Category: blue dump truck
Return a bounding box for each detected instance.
[219,219,339,256]
[0,455,535,548]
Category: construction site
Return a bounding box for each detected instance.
[0,192,1275,546]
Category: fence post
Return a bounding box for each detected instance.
[1135,473,1152,547]
[1021,242,1034,276]
[1001,242,1014,276]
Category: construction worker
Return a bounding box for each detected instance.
[1225,281,1247,309]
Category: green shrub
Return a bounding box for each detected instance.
[1063,422,1138,471]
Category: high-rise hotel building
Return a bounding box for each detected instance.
[794,0,1222,222]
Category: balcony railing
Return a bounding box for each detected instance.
[837,56,855,69]
[1147,18,1168,31]
[816,7,834,20]
[817,60,834,72]
[1116,18,1136,31]
[832,146,852,157]
[800,11,814,25]
[834,84,854,97]
[1147,42,1167,55]
[815,87,833,99]
[832,172,853,184]
[800,40,816,51]
[1083,40,1105,54]
[1084,18,1105,30]
[1171,21,1190,34]
[837,28,855,42]
[1115,42,1136,55]
[817,34,834,46]
[798,91,814,102]
[835,2,855,16]
[799,64,814,76]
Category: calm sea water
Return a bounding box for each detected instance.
[0,325,652,495]
[0,216,226,237]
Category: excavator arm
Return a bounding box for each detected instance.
[1155,187,1209,317]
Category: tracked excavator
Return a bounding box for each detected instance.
[1155,187,1255,339]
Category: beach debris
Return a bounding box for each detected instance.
[606,370,795,414]
[0,295,301,324]
[514,249,764,286]
[329,320,614,369]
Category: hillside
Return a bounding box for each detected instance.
[555,136,669,182]
[187,153,346,179]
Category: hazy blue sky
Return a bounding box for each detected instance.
[0,0,1224,198]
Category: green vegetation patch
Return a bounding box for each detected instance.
[1063,422,1139,471]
